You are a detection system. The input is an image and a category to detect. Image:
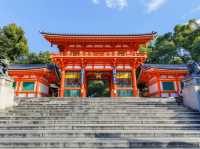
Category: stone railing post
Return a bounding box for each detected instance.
[0,76,15,109]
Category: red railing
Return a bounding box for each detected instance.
[51,51,147,58]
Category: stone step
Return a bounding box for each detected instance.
[0,130,200,138]
[16,99,179,102]
[0,116,199,121]
[0,119,199,124]
[10,108,190,112]
[16,101,179,104]
[11,108,189,113]
[5,109,200,116]
[2,148,199,149]
[18,105,181,108]
[17,103,180,106]
[20,103,177,106]
[5,108,197,113]
[7,110,199,114]
[5,113,200,118]
[15,98,177,103]
[14,107,186,111]
[2,116,200,121]
[0,123,200,130]
[9,106,192,110]
[18,104,180,107]
[0,137,199,148]
[0,123,199,127]
[15,106,185,109]
[3,113,200,118]
[1,97,199,148]
[9,110,192,115]
[16,97,175,101]
[17,105,182,109]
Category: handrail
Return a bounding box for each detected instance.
[51,51,147,57]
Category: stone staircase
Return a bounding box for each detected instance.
[0,97,200,148]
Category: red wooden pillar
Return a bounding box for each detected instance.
[60,69,65,97]
[156,75,161,97]
[176,76,180,95]
[132,67,138,96]
[112,66,117,97]
[35,80,40,97]
[15,80,20,97]
[81,67,86,97]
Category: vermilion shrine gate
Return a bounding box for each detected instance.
[41,32,155,97]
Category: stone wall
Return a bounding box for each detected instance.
[182,76,200,111]
[0,76,14,109]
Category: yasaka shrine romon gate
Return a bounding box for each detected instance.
[41,32,155,97]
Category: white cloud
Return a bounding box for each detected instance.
[105,0,128,10]
[147,0,167,13]
[91,0,128,10]
[92,0,100,5]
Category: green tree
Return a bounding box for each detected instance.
[189,28,200,61]
[19,51,52,64]
[147,19,200,64]
[35,51,51,64]
[149,33,179,64]
[0,24,29,63]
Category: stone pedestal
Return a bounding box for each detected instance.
[0,76,14,109]
[182,75,200,112]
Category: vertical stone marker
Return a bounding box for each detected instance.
[182,76,200,111]
[0,76,14,109]
[182,62,200,112]
[0,57,15,109]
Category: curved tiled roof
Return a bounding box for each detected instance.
[141,64,188,70]
[40,31,157,37]
[8,64,60,80]
[8,64,53,70]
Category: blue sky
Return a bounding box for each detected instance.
[0,0,199,52]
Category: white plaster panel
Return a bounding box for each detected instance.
[149,83,158,94]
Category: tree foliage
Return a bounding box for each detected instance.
[18,51,52,64]
[0,23,52,64]
[146,19,200,64]
[0,24,29,63]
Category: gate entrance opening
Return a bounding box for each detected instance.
[87,80,110,97]
[86,71,111,97]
